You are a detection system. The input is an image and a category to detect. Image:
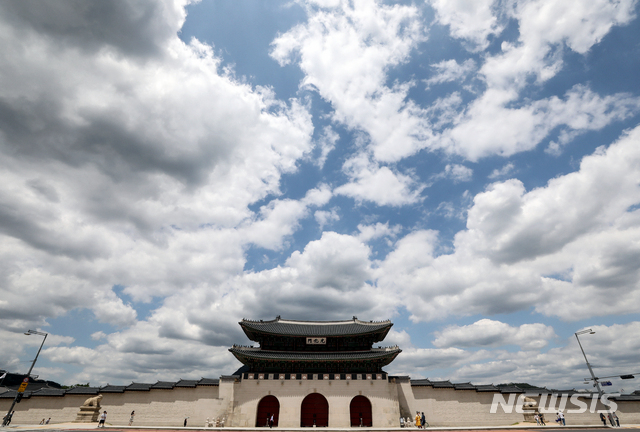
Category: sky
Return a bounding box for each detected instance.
[1,0,640,393]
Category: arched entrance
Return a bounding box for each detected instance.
[300,393,329,427]
[256,395,279,427]
[350,395,372,427]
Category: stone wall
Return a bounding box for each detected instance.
[2,379,639,427]
[0,386,226,427]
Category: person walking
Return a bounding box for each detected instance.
[559,411,565,426]
[3,411,15,427]
[600,413,607,426]
[129,411,135,426]
[539,413,546,426]
[269,414,274,428]
[421,412,426,428]
[98,411,107,428]
[534,413,540,426]
[612,412,620,427]
[415,412,421,429]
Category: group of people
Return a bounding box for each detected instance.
[38,418,51,425]
[600,412,620,427]
[414,411,427,428]
[533,412,546,425]
[555,411,565,426]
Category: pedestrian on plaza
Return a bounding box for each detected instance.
[129,411,135,426]
[539,413,546,426]
[40,419,45,425]
[184,416,189,427]
[534,413,540,426]
[612,412,620,427]
[269,413,274,428]
[415,411,421,428]
[45,418,50,425]
[559,411,565,426]
[421,412,426,428]
[600,413,607,426]
[5,411,14,426]
[98,411,107,428]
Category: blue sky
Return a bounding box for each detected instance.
[1,0,640,393]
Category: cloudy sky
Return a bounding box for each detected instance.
[1,0,640,392]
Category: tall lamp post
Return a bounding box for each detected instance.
[575,329,613,423]
[2,330,48,426]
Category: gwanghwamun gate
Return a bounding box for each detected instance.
[2,317,640,427]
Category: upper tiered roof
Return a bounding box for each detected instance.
[240,316,393,341]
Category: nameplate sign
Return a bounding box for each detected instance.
[306,337,326,344]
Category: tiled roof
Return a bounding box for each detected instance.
[0,390,18,398]
[175,379,198,388]
[151,381,175,389]
[500,386,525,393]
[613,395,640,401]
[240,317,392,339]
[453,383,477,390]
[431,380,454,388]
[522,387,552,395]
[127,382,153,391]
[410,379,432,386]
[475,384,500,392]
[550,388,579,395]
[65,386,101,395]
[100,385,126,393]
[31,388,66,397]
[197,378,219,386]
[0,390,31,399]
[230,346,401,363]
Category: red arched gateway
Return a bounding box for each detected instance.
[350,395,372,427]
[256,395,279,427]
[300,393,329,427]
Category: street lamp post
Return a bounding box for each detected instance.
[2,330,48,427]
[575,329,614,424]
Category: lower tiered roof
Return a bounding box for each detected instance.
[229,345,401,373]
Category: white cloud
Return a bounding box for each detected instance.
[488,162,516,179]
[428,0,639,160]
[0,0,317,358]
[313,125,339,167]
[435,164,473,183]
[315,208,340,228]
[439,85,640,161]
[357,222,402,243]
[335,153,424,206]
[429,0,503,50]
[425,59,476,86]
[433,319,557,350]
[377,125,640,322]
[271,0,430,163]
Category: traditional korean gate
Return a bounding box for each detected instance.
[300,393,328,427]
[256,395,279,427]
[350,395,372,427]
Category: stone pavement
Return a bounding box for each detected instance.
[2,423,640,432]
